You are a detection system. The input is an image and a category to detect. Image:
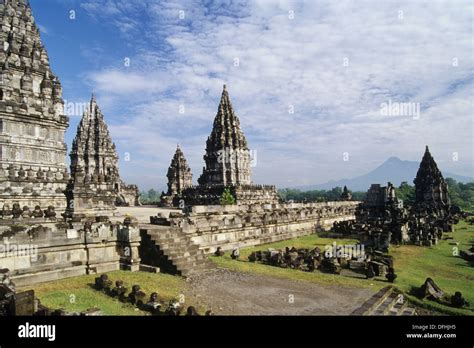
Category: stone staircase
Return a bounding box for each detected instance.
[140,225,215,277]
[351,286,417,316]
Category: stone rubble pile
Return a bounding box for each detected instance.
[94,273,213,316]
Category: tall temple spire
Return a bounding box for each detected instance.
[198,85,251,186]
[414,146,450,208]
[0,0,69,212]
[66,95,120,217]
[160,145,193,207]
[70,95,118,180]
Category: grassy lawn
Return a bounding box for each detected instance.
[20,221,474,316]
[211,235,386,290]
[211,221,474,315]
[24,270,187,315]
[390,220,474,315]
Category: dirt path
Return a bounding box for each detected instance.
[184,268,374,315]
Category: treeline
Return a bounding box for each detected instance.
[278,187,366,202]
[446,178,474,212]
[140,189,162,204]
[139,179,473,211]
[279,178,474,212]
[394,179,474,211]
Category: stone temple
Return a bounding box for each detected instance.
[198,84,251,186]
[413,146,450,211]
[409,146,455,245]
[0,0,141,288]
[0,1,464,317]
[181,85,279,206]
[160,145,193,207]
[65,95,139,219]
[333,146,458,250]
[0,0,69,214]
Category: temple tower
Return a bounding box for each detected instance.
[160,145,192,207]
[0,0,69,213]
[167,145,192,196]
[413,146,450,209]
[65,95,119,218]
[340,185,352,201]
[180,85,278,206]
[198,85,251,186]
[409,146,452,244]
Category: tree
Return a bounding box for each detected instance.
[220,188,236,205]
[397,182,415,205]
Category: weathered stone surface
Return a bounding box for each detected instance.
[0,218,141,286]
[414,146,450,209]
[333,182,409,251]
[146,201,359,261]
[198,85,251,186]
[65,95,140,217]
[409,146,455,245]
[160,145,192,207]
[179,85,279,206]
[116,181,140,207]
[340,185,352,201]
[0,0,69,212]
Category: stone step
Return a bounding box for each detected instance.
[372,292,399,315]
[352,286,417,316]
[173,260,204,268]
[169,252,204,259]
[144,228,216,277]
[401,307,416,316]
[351,286,394,316]
[388,296,408,316]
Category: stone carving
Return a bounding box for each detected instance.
[110,280,128,301]
[164,299,181,316]
[180,86,279,206]
[332,182,409,251]
[198,85,251,186]
[409,146,456,245]
[128,284,146,305]
[144,292,162,314]
[0,0,69,212]
[160,145,193,207]
[65,95,139,218]
[340,185,352,201]
[94,274,112,292]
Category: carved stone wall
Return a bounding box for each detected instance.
[180,184,280,207]
[150,201,360,254]
[0,0,69,212]
[198,85,251,186]
[0,218,141,286]
[160,145,192,207]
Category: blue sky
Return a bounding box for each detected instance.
[31,0,473,191]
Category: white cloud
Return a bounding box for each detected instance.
[79,0,474,190]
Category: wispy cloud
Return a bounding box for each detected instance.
[76,0,474,190]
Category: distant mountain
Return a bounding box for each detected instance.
[294,157,473,192]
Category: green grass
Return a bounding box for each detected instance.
[21,222,474,316]
[23,270,187,315]
[211,222,474,315]
[389,220,474,316]
[211,235,386,290]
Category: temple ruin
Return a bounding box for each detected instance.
[181,85,279,206]
[0,0,69,215]
[160,145,193,207]
[333,146,458,250]
[409,146,456,246]
[0,1,464,297]
[0,1,140,287]
[65,95,120,218]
